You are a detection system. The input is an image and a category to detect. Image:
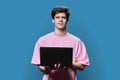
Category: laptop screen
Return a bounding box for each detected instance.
[40,47,73,68]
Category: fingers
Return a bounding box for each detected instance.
[58,63,61,68]
[54,64,57,68]
[44,63,66,70]
[54,63,61,69]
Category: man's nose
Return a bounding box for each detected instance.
[59,17,63,22]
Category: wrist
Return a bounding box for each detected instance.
[72,61,77,69]
[42,66,51,74]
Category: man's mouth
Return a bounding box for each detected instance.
[58,23,63,25]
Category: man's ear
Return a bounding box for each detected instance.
[52,19,54,23]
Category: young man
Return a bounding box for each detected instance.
[31,6,90,80]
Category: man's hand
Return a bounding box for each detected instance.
[38,65,52,74]
[72,61,85,70]
[38,63,61,74]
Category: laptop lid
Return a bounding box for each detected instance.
[40,47,73,68]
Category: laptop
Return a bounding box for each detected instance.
[40,47,73,68]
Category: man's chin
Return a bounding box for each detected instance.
[58,26,66,30]
[59,28,66,30]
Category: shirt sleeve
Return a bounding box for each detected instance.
[31,41,40,65]
[74,40,90,66]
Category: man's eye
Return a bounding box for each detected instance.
[55,16,60,18]
[62,17,67,19]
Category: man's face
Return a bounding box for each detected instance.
[52,13,68,30]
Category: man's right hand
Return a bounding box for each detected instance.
[38,65,52,74]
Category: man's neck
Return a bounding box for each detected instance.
[54,28,67,36]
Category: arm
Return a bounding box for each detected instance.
[72,40,89,70]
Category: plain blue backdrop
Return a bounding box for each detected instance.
[0,0,120,80]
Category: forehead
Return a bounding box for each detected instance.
[54,13,66,17]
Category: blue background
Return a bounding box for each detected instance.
[0,0,120,80]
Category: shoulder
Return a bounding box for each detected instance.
[36,32,54,44]
[67,32,85,46]
[67,32,82,42]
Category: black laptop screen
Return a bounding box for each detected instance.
[40,47,73,68]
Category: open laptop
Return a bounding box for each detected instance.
[40,47,73,68]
